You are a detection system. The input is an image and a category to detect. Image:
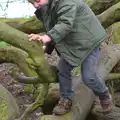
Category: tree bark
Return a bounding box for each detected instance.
[98,2,120,28]
[0,21,56,83]
[0,17,44,34]
[0,84,20,119]
[0,46,41,80]
[85,0,120,14]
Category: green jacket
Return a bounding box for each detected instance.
[35,0,108,66]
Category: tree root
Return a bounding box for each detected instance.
[15,83,49,120]
[92,104,120,120]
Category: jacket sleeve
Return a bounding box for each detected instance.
[44,41,55,54]
[47,0,77,43]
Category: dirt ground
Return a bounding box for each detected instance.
[0,51,59,120]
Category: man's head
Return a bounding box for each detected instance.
[28,0,48,9]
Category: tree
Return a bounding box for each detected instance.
[1,0,120,120]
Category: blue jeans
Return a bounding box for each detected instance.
[58,47,108,100]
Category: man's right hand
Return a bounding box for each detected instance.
[28,34,41,41]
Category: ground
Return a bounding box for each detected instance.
[0,51,59,120]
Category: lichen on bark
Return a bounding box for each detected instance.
[0,99,8,120]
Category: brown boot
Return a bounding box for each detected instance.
[99,95,113,114]
[53,98,72,115]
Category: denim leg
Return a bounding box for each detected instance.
[81,47,108,96]
[58,57,75,100]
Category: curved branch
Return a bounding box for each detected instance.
[98,44,120,81]
[11,65,58,84]
[15,83,49,120]
[9,69,57,84]
[0,17,44,34]
[9,69,40,84]
[85,0,120,14]
[0,46,40,79]
[0,46,58,83]
[0,21,43,56]
[98,2,120,28]
[108,73,120,80]
[16,73,40,84]
[0,21,56,83]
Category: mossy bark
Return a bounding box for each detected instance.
[0,17,44,34]
[85,0,120,14]
[112,22,120,44]
[0,21,56,83]
[41,82,95,120]
[0,84,20,120]
[0,46,45,83]
[98,2,120,28]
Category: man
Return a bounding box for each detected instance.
[28,0,112,115]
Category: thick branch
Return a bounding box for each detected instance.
[98,2,120,28]
[108,73,120,80]
[9,65,58,84]
[0,21,56,83]
[85,0,120,14]
[0,17,44,34]
[0,46,40,79]
[16,83,49,120]
[0,46,58,83]
[98,44,120,81]
[9,69,40,84]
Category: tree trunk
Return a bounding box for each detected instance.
[0,21,56,83]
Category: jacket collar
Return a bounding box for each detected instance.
[48,0,59,10]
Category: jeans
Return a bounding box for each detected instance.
[58,47,108,100]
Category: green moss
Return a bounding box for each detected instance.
[26,57,37,70]
[25,84,35,93]
[113,22,120,44]
[0,88,7,95]
[1,17,44,34]
[19,16,45,33]
[41,112,73,120]
[72,66,81,76]
[0,99,8,120]
[0,41,9,47]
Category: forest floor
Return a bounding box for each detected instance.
[0,51,59,120]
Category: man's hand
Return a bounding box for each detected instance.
[28,34,51,43]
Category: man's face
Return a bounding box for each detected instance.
[29,0,48,9]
